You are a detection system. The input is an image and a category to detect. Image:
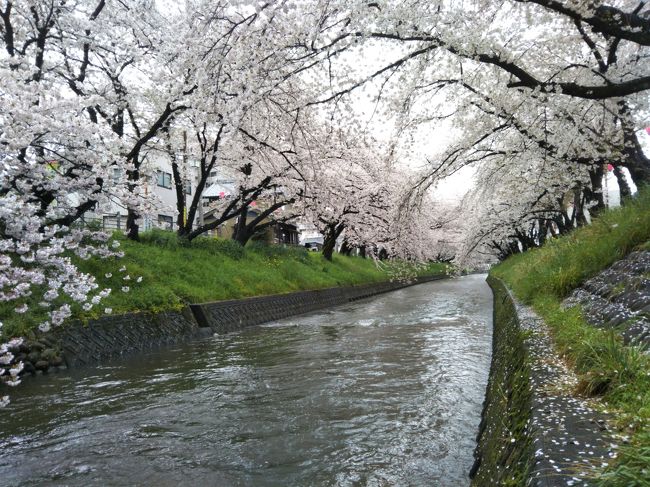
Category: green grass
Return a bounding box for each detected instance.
[1,230,448,339]
[491,188,650,486]
[493,188,650,302]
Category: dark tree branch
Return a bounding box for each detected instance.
[360,31,650,99]
[0,1,15,56]
[514,0,650,46]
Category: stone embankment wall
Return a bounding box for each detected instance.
[189,280,425,333]
[564,250,650,347]
[13,276,442,373]
[472,276,616,487]
[470,276,533,486]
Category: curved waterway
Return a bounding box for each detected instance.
[0,274,492,487]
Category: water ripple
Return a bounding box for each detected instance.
[0,274,492,487]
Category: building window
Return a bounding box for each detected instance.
[158,214,173,230]
[156,170,172,189]
[184,180,192,195]
[112,167,122,184]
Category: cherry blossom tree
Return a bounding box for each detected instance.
[3,0,649,408]
[300,129,392,260]
[0,0,134,403]
[299,0,649,264]
[148,0,376,245]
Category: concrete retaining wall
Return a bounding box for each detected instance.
[470,275,534,486]
[471,276,615,486]
[190,277,440,333]
[51,308,202,368]
[23,276,442,372]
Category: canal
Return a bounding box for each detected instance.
[0,274,492,486]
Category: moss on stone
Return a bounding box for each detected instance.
[471,276,534,486]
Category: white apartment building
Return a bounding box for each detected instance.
[85,156,307,245]
[83,153,199,232]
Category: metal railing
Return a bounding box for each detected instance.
[77,215,179,233]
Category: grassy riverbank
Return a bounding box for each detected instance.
[2,230,447,339]
[491,188,650,486]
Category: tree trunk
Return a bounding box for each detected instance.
[169,130,188,236]
[183,125,225,237]
[171,158,187,235]
[234,229,255,246]
[232,207,249,246]
[233,220,258,247]
[339,238,353,256]
[125,160,141,241]
[232,199,294,247]
[587,165,606,213]
[322,222,345,261]
[619,101,650,187]
[126,209,140,241]
[625,156,650,188]
[574,189,588,227]
[613,166,632,200]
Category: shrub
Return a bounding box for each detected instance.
[246,241,310,263]
[190,236,245,259]
[139,229,180,249]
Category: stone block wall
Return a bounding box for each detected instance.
[564,250,650,347]
[21,276,443,372]
[190,277,441,334]
[472,277,616,486]
[52,308,203,367]
[470,275,534,486]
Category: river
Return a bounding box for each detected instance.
[0,274,492,486]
